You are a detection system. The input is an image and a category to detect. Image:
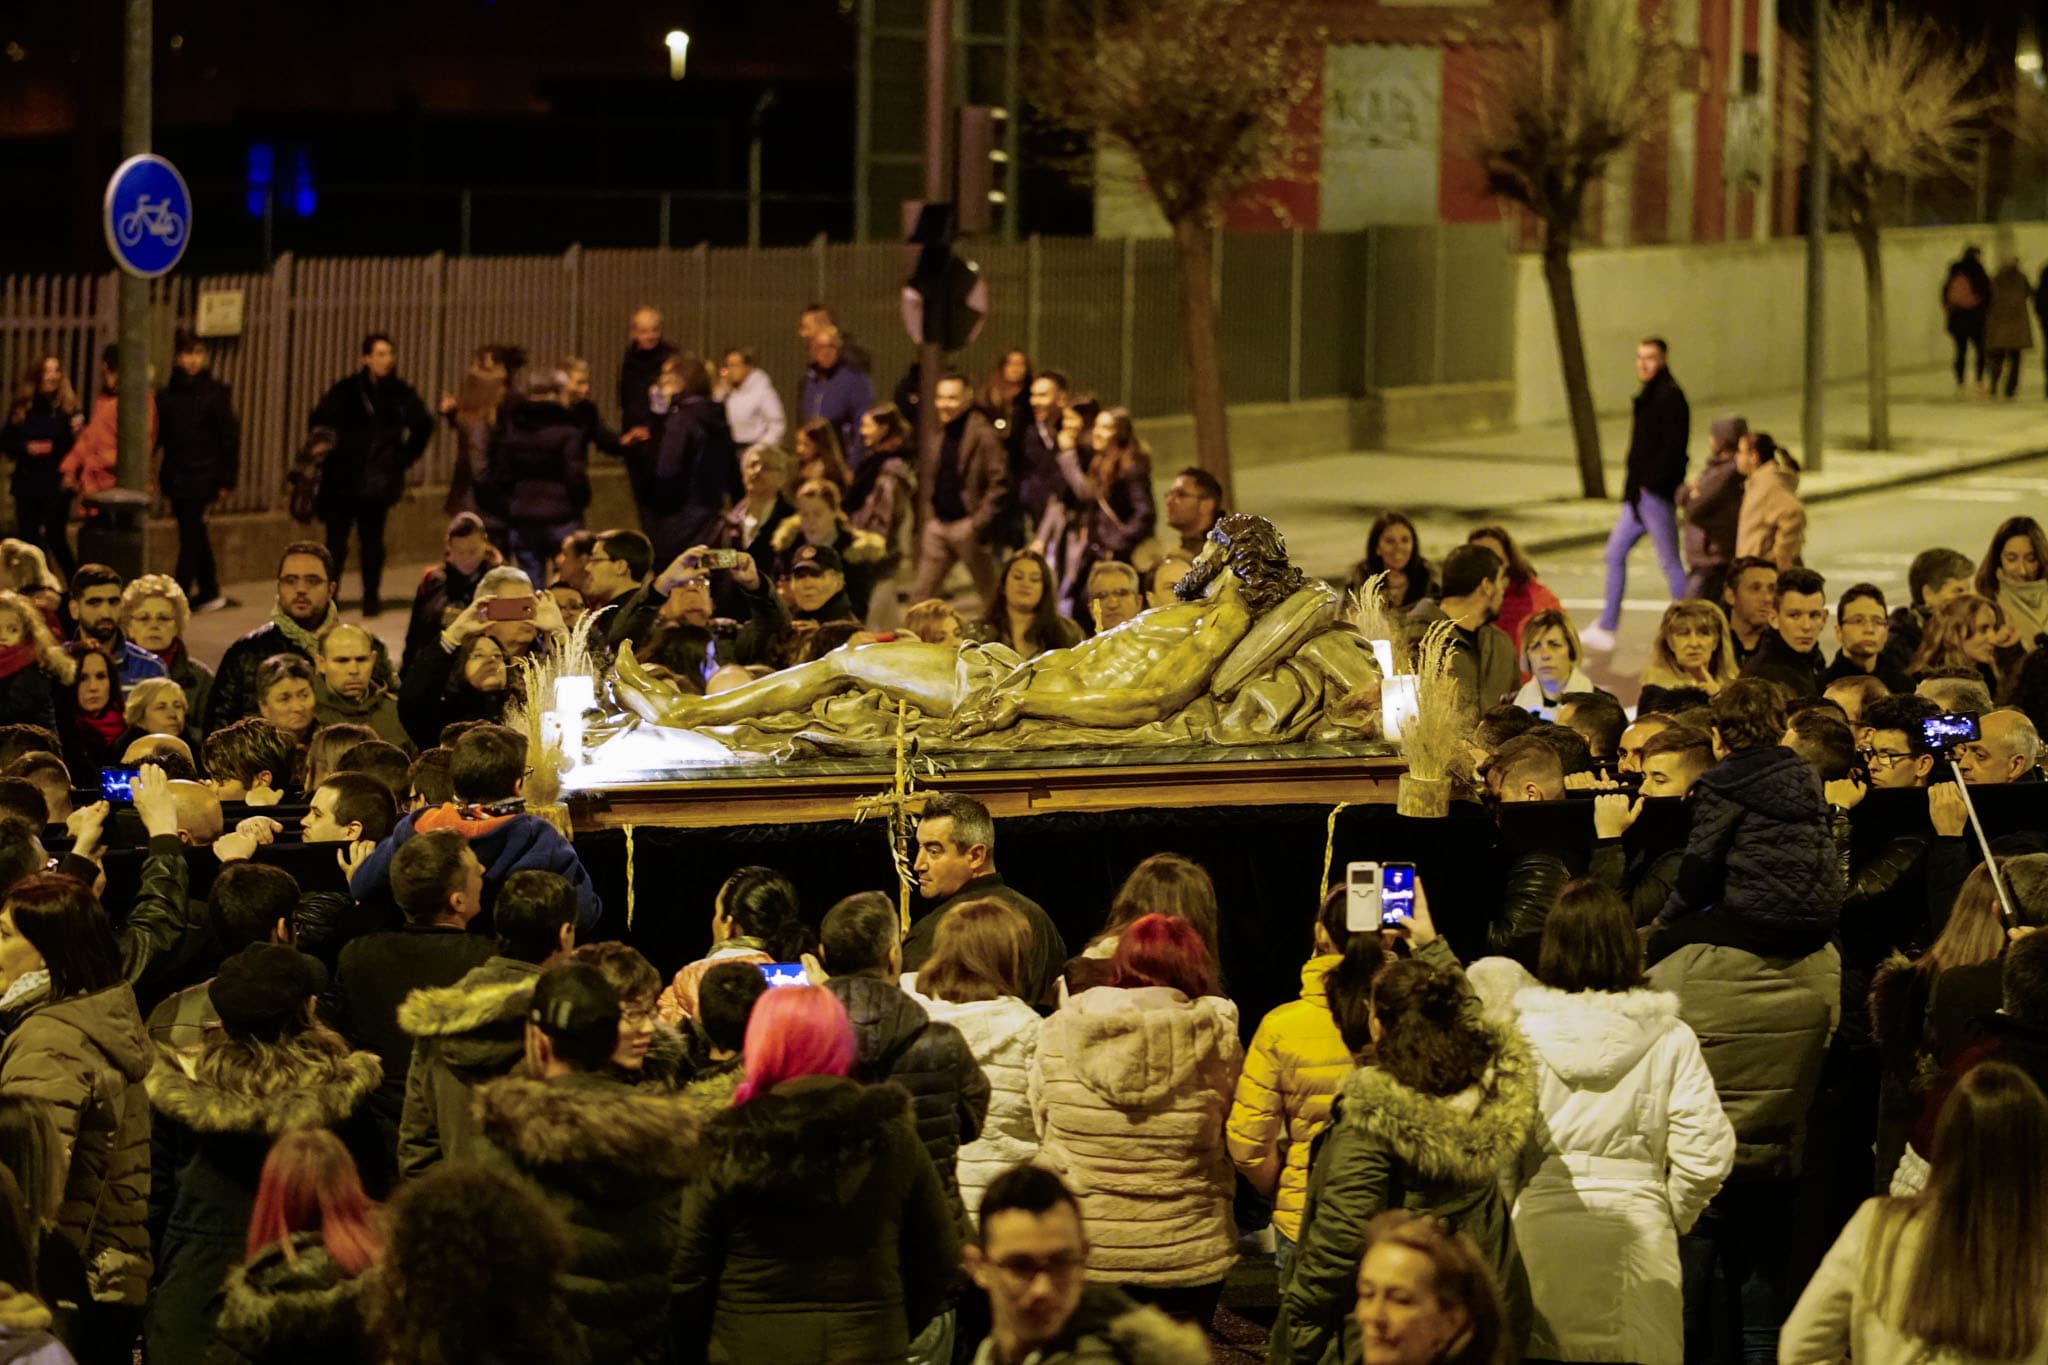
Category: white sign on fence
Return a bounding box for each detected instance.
[195,289,245,339]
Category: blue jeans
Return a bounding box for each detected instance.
[1599,491,1687,630]
[1275,1226,1297,1289]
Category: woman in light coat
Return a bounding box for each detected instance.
[1782,1060,2048,1365]
[1032,914,1242,1325]
[899,897,1042,1217]
[1734,432,1805,572]
[1481,879,1734,1365]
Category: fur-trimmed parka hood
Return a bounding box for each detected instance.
[473,1071,703,1188]
[1512,984,1679,1088]
[212,1233,365,1358]
[698,1073,909,1200]
[146,1038,383,1135]
[398,956,540,1075]
[1335,1019,1536,1185]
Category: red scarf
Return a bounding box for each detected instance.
[72,704,125,748]
[0,645,34,681]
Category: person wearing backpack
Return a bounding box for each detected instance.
[1944,245,1991,395]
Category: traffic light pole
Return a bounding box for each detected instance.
[117,0,151,495]
[917,0,951,472]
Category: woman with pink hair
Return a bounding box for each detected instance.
[675,984,960,1361]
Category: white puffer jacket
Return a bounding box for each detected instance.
[1497,972,1735,1365]
[1030,986,1243,1287]
[900,976,1041,1217]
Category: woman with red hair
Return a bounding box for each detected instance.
[674,984,959,1362]
[210,1129,382,1364]
[1032,913,1243,1326]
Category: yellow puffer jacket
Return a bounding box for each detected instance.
[1225,955,1354,1241]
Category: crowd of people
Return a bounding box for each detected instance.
[0,297,2046,1365]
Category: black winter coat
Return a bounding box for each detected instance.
[320,925,496,1140]
[633,396,740,556]
[673,1076,958,1365]
[0,398,78,493]
[0,663,56,733]
[618,341,676,434]
[1623,367,1690,504]
[476,1070,704,1365]
[206,1233,372,1365]
[902,873,1068,1007]
[207,620,395,734]
[1740,628,1827,700]
[824,974,991,1237]
[307,371,433,511]
[486,400,587,528]
[1656,744,1845,952]
[144,1038,385,1364]
[395,638,512,749]
[156,368,240,499]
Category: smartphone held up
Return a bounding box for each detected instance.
[1346,861,1417,931]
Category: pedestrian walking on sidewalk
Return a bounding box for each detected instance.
[1944,245,1990,394]
[1986,258,2035,400]
[155,331,239,612]
[1584,338,1689,653]
[1677,414,1747,601]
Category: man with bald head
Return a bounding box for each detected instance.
[1958,708,2043,785]
[619,306,676,439]
[314,623,411,751]
[123,733,198,777]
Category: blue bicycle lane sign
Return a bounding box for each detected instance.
[103,154,192,278]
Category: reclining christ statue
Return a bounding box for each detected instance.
[607,512,1383,755]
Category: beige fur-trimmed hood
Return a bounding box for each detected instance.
[146,1042,383,1135]
[473,1072,703,1182]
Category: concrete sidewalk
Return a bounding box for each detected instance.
[1239,368,2048,579]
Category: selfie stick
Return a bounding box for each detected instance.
[1938,763,2020,927]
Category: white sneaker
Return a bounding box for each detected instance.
[192,594,235,614]
[1579,625,1617,652]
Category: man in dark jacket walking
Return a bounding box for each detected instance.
[1585,338,1690,652]
[1945,245,1991,393]
[155,331,239,612]
[909,373,1010,609]
[628,357,740,567]
[1677,413,1746,601]
[819,891,991,1238]
[307,333,434,616]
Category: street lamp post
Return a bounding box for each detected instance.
[665,30,690,81]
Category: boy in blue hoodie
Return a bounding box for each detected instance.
[348,723,602,933]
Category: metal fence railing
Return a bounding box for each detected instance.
[0,225,1514,518]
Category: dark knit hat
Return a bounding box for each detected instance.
[211,944,327,1041]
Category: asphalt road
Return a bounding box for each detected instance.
[1537,454,2048,704]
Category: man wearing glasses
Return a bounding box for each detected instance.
[582,529,661,654]
[964,1164,1201,1365]
[1858,694,1943,789]
[1823,583,1912,693]
[1084,560,1143,635]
